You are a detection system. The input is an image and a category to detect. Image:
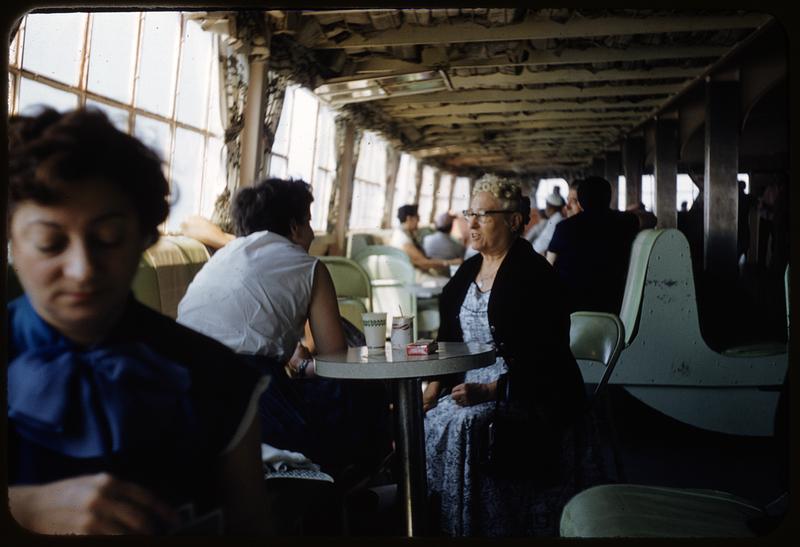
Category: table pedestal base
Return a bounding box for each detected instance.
[394,378,428,537]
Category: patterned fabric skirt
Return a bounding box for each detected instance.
[422,358,615,537]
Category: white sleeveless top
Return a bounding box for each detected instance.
[177,231,317,361]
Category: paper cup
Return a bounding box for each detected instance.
[390,316,414,349]
[362,312,387,349]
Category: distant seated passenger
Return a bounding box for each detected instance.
[547,176,639,313]
[177,178,390,476]
[7,108,269,534]
[626,201,658,230]
[391,204,461,278]
[532,192,565,255]
[424,212,466,260]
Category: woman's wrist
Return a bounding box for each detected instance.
[295,358,316,378]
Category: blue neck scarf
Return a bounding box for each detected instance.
[8,295,197,459]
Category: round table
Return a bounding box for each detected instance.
[315,341,495,537]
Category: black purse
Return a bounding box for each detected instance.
[481,376,565,487]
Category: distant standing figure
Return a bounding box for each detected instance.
[547,176,639,313]
[680,201,689,212]
[532,193,566,255]
[424,212,467,260]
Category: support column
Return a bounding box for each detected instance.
[333,121,358,254]
[623,137,644,208]
[703,79,740,279]
[446,173,456,212]
[428,170,442,225]
[604,151,621,210]
[413,162,424,203]
[591,157,605,178]
[654,117,679,229]
[381,147,402,229]
[239,57,268,187]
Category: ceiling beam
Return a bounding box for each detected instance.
[379,83,685,105]
[313,13,769,49]
[449,66,703,88]
[390,97,665,117]
[414,139,610,157]
[353,45,729,74]
[409,110,646,126]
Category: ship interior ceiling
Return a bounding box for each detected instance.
[194,8,789,180]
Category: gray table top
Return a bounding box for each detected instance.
[315,341,495,380]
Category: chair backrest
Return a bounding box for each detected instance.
[354,246,416,329]
[570,311,625,401]
[320,256,372,311]
[618,229,663,346]
[337,297,367,331]
[353,246,415,283]
[132,236,209,318]
[346,232,381,259]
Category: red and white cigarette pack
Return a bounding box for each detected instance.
[406,339,438,355]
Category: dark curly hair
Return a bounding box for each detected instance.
[8,107,170,243]
[397,204,419,223]
[231,178,314,238]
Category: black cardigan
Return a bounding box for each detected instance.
[438,237,585,427]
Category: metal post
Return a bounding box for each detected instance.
[429,170,442,225]
[394,378,428,537]
[654,117,679,228]
[604,151,621,210]
[703,78,739,278]
[239,57,268,187]
[623,137,644,209]
[381,147,402,229]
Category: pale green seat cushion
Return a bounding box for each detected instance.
[338,297,366,331]
[560,484,763,537]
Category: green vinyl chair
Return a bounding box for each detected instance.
[354,246,418,339]
[320,256,372,313]
[569,311,627,485]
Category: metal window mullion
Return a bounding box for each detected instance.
[128,11,145,134]
[309,99,321,187]
[77,12,92,106]
[164,14,187,202]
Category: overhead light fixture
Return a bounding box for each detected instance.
[314,71,448,105]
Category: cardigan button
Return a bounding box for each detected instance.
[490,325,496,333]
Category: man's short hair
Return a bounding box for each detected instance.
[576,176,612,211]
[397,204,419,223]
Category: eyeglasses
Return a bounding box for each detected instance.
[461,209,515,224]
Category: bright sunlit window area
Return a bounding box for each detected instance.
[8,12,225,232]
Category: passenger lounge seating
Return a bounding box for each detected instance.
[320,256,373,330]
[576,229,787,436]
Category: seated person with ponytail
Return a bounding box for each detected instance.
[177,178,391,477]
[7,107,270,534]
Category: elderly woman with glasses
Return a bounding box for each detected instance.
[423,175,585,537]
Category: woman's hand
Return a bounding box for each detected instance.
[422,381,441,412]
[9,473,178,535]
[450,382,496,407]
[285,343,315,379]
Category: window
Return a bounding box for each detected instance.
[349,131,387,230]
[391,153,418,227]
[9,12,226,232]
[451,177,471,214]
[417,166,436,226]
[266,84,337,232]
[434,173,453,218]
[677,174,700,211]
[535,178,569,210]
[642,175,655,211]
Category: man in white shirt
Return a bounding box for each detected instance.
[532,192,565,255]
[423,212,466,260]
